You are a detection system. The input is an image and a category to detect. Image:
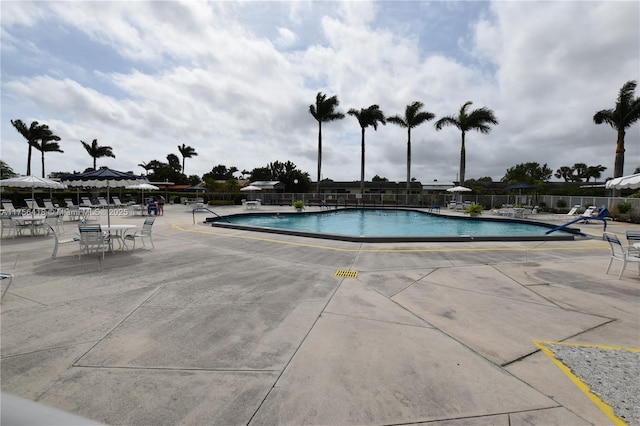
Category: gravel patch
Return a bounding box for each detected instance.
[546,343,640,426]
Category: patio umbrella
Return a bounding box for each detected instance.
[446,185,472,204]
[0,175,67,216]
[125,182,159,205]
[241,185,262,201]
[61,168,147,226]
[605,173,640,190]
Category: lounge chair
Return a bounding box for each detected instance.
[603,232,640,279]
[1,273,14,301]
[24,198,46,214]
[567,205,581,215]
[80,196,99,207]
[112,197,125,207]
[124,218,155,250]
[78,224,109,260]
[42,198,61,212]
[97,197,110,207]
[1,199,18,214]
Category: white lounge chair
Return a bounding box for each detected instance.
[1,199,18,214]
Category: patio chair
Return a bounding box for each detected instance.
[97,196,110,207]
[78,224,109,259]
[603,232,640,279]
[112,196,125,207]
[44,214,62,235]
[45,223,80,258]
[1,273,14,301]
[1,215,29,239]
[124,218,155,250]
[626,230,640,255]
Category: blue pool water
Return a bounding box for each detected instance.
[210,209,577,241]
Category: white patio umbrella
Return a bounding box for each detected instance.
[125,182,159,205]
[61,168,147,226]
[446,185,472,204]
[0,175,67,216]
[241,185,262,201]
[605,173,640,190]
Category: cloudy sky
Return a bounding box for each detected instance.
[1,0,638,184]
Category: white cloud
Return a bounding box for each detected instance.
[1,0,638,184]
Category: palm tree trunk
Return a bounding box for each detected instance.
[614,129,626,177]
[406,128,411,195]
[93,157,97,171]
[360,127,366,194]
[41,151,45,178]
[316,121,322,193]
[459,131,466,185]
[27,144,32,176]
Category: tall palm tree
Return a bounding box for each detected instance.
[81,139,116,170]
[309,92,345,192]
[593,80,640,178]
[434,101,498,185]
[347,105,386,194]
[10,119,51,176]
[32,131,63,178]
[178,144,198,174]
[387,101,435,194]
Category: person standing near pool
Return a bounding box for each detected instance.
[158,195,165,215]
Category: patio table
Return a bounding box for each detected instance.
[12,216,46,236]
[102,224,136,251]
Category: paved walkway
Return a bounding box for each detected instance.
[1,204,638,425]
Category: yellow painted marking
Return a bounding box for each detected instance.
[172,223,609,253]
[334,269,359,279]
[534,340,639,426]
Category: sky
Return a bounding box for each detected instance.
[1,0,639,184]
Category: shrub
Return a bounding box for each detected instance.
[617,202,632,214]
[556,199,567,208]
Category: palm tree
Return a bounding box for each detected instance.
[387,101,435,194]
[347,105,386,194]
[434,101,498,185]
[178,144,198,174]
[309,92,345,192]
[10,119,51,175]
[586,165,607,182]
[81,139,116,170]
[32,132,63,178]
[593,80,640,178]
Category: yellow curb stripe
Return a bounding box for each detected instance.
[533,340,636,426]
[172,223,609,253]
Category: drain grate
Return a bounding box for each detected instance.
[334,269,359,279]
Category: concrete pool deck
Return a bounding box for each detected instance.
[1,203,638,425]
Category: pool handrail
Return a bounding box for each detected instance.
[192,206,230,224]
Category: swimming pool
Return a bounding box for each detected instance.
[206,208,581,242]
